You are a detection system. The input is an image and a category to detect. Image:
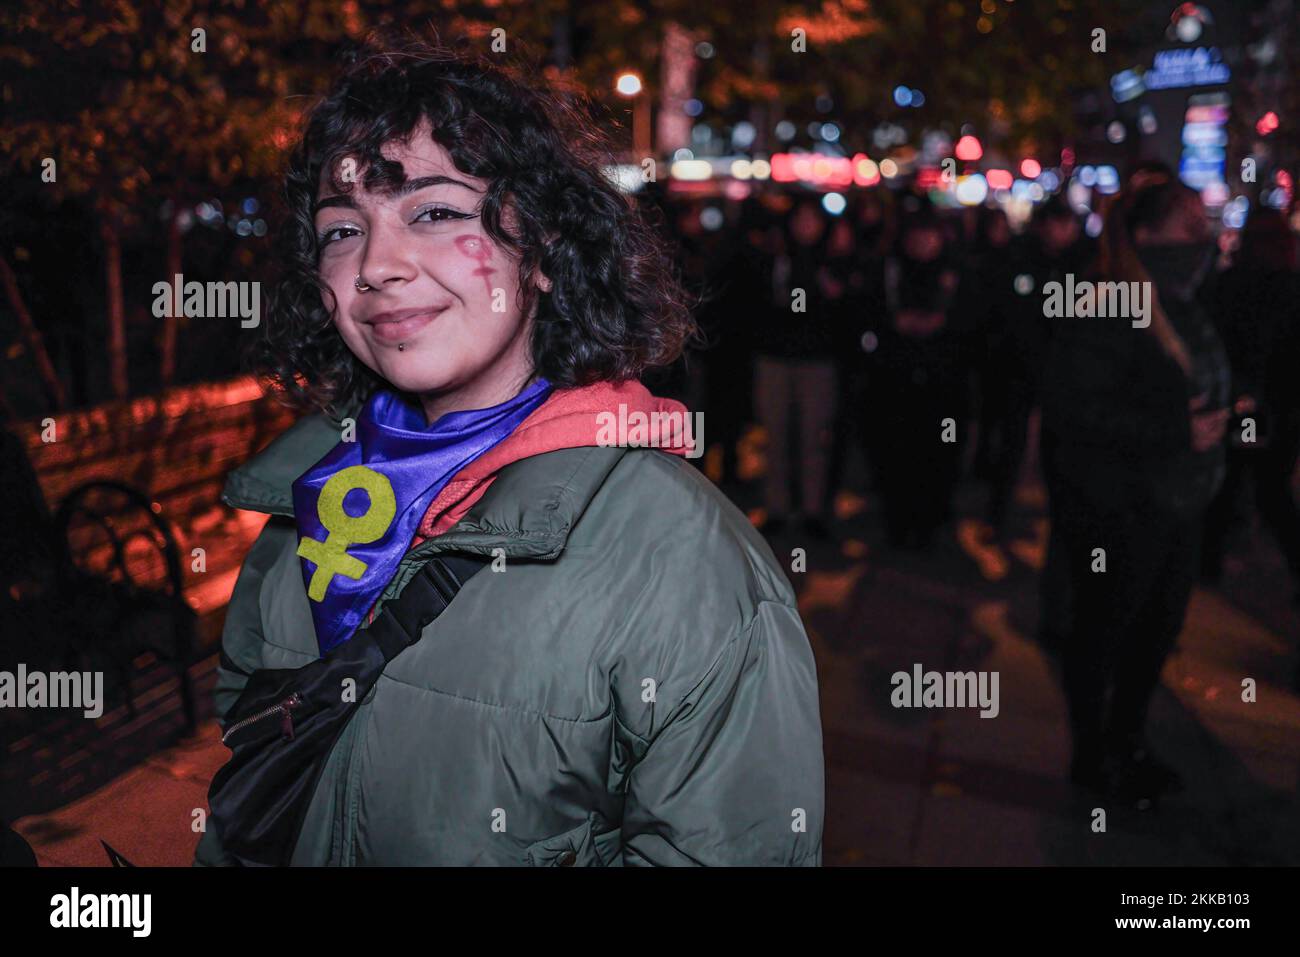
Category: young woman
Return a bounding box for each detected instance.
[1042,169,1229,805]
[194,38,824,866]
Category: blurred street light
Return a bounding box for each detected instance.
[615,71,650,160]
[615,72,642,96]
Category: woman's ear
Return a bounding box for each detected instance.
[534,232,559,292]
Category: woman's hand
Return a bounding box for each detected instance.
[1189,393,1229,452]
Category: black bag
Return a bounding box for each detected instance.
[207,553,488,866]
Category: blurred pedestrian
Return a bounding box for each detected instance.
[1043,171,1229,804]
[752,196,841,537]
[1201,208,1300,599]
[824,209,875,513]
[698,196,766,490]
[972,198,1087,541]
[862,203,969,549]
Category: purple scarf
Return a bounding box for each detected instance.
[292,378,553,655]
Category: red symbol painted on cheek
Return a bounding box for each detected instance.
[454,234,497,296]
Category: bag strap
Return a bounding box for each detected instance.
[366,553,490,662]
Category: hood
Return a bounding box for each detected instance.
[411,379,694,545]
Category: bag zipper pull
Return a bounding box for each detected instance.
[280,692,303,740]
[220,691,305,745]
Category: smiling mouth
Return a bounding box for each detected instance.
[363,307,448,343]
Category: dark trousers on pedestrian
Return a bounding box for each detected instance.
[754,355,837,520]
[1055,486,1202,772]
[980,372,1037,535]
[827,356,868,501]
[867,404,963,548]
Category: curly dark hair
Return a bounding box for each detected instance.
[250,32,699,417]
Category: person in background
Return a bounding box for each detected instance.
[751,196,840,538]
[824,208,873,519]
[1201,208,1300,612]
[1042,171,1229,805]
[861,202,969,550]
[856,187,896,261]
[969,198,1087,546]
[698,196,766,492]
[957,207,1013,510]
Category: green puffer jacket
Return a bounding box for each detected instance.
[193,411,824,866]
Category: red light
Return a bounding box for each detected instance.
[771,153,798,182]
[1020,159,1042,179]
[954,135,983,162]
[769,152,853,186]
[986,169,1013,190]
[1256,111,1280,136]
[808,156,853,187]
[827,157,854,187]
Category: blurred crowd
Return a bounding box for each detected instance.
[646,169,1300,803]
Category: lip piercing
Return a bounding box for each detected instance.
[397,343,405,351]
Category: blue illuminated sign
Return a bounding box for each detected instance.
[1145,47,1230,90]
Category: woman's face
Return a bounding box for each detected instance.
[313,122,542,420]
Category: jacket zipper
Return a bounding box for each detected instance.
[222,691,302,745]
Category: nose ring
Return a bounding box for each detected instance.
[354,274,371,293]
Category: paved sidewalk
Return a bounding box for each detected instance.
[13,665,221,867]
[806,541,1300,866]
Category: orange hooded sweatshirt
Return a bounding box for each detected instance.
[408,379,696,547]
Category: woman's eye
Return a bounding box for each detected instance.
[316,206,473,250]
[317,224,360,248]
[413,206,472,224]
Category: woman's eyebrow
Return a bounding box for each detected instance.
[313,175,481,215]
